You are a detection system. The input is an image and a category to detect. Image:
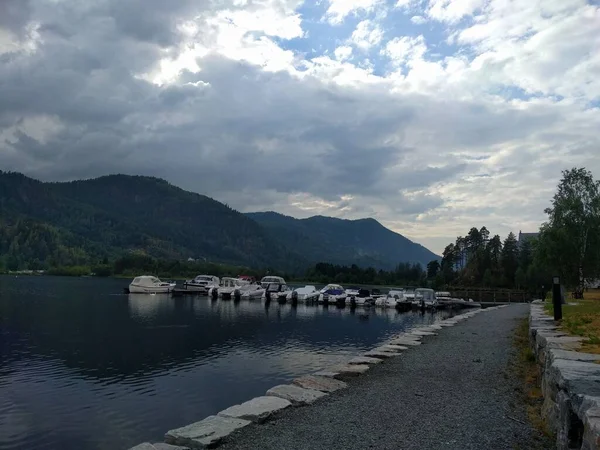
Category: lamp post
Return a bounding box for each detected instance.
[552,276,562,321]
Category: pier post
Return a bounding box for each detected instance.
[552,276,562,321]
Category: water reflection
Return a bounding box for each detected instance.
[1,276,454,450]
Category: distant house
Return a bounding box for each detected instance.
[518,231,539,248]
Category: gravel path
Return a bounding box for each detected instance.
[219,304,551,450]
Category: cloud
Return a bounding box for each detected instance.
[382,35,428,67]
[427,0,487,23]
[456,0,600,101]
[410,15,427,24]
[324,0,385,24]
[0,0,599,254]
[334,46,353,61]
[350,20,384,51]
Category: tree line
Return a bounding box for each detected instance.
[305,262,426,286]
[3,168,598,296]
[427,168,600,297]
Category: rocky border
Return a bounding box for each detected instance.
[529,301,600,449]
[129,307,502,450]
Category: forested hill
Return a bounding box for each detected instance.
[0,172,304,271]
[0,172,438,272]
[246,211,439,269]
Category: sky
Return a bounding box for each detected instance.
[0,0,598,254]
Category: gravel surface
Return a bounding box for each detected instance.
[219,304,552,450]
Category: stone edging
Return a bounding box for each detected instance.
[529,301,600,449]
[129,306,505,450]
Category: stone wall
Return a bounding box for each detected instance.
[529,302,600,449]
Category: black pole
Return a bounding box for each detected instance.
[552,276,562,321]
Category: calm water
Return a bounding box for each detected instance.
[0,276,454,450]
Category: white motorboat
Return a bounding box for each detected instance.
[183,275,220,293]
[415,288,438,308]
[129,275,176,294]
[263,278,292,302]
[213,277,246,300]
[345,287,360,297]
[260,276,286,289]
[318,284,346,304]
[239,282,265,300]
[287,285,320,303]
[376,289,405,307]
[404,287,416,302]
[346,288,375,306]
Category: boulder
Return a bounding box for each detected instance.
[165,415,251,449]
[381,344,408,351]
[410,331,437,336]
[313,370,341,378]
[129,443,189,450]
[363,350,398,358]
[321,364,370,379]
[218,396,291,423]
[293,375,348,393]
[266,384,327,406]
[388,338,422,346]
[348,356,383,365]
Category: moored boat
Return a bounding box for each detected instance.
[318,284,346,304]
[260,276,286,289]
[129,276,176,294]
[239,281,265,300]
[375,289,405,307]
[348,288,374,306]
[214,277,245,300]
[415,288,438,309]
[183,275,220,294]
[287,285,320,303]
[265,278,292,303]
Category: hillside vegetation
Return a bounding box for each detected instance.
[0,172,438,273]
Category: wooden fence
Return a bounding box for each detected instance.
[448,288,534,303]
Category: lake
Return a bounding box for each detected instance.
[0,276,454,450]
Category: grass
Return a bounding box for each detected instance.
[512,318,553,442]
[544,289,600,354]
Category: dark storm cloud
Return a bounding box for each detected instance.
[0,0,571,223]
[0,0,33,35]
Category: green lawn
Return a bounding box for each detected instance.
[545,289,600,353]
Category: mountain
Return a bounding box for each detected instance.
[246,211,439,269]
[0,171,438,273]
[0,172,304,271]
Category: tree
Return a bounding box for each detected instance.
[455,237,467,269]
[519,238,533,270]
[488,235,503,268]
[433,272,445,290]
[441,244,457,281]
[501,232,519,287]
[467,227,483,257]
[540,168,600,294]
[515,267,526,289]
[482,268,492,287]
[427,260,440,278]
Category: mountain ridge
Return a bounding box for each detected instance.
[245,211,439,269]
[0,171,438,272]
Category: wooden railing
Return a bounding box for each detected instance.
[447,288,534,303]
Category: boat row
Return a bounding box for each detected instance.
[127,275,443,309]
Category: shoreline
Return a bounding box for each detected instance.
[128,305,522,450]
